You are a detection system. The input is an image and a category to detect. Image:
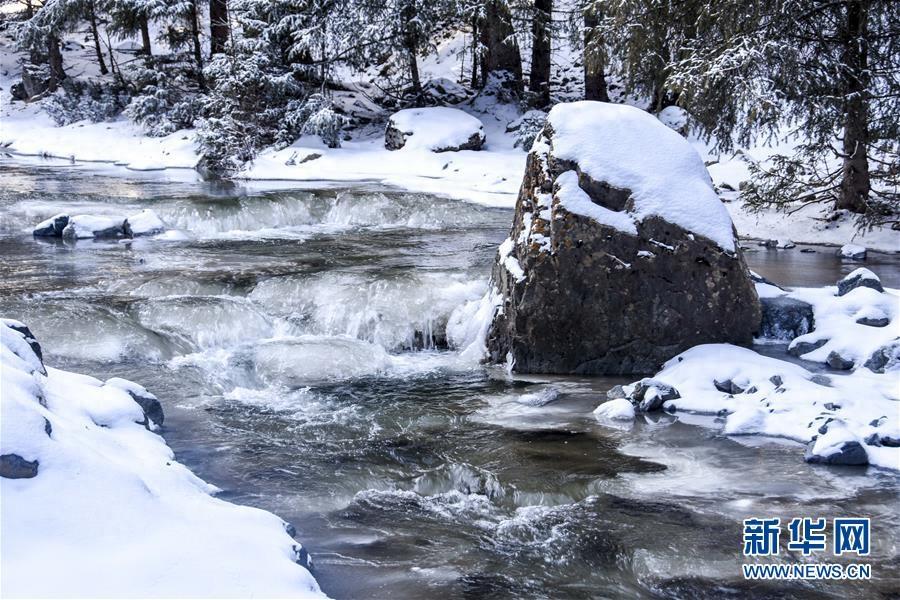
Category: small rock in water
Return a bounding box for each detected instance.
[837,267,883,296]
[606,384,627,400]
[593,398,635,421]
[776,239,795,249]
[32,213,69,237]
[516,387,561,407]
[759,239,778,248]
[804,440,868,466]
[838,244,867,260]
[800,248,816,253]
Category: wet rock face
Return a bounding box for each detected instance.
[758,296,815,340]
[0,454,39,479]
[486,121,760,376]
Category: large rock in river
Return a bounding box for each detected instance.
[485,102,760,375]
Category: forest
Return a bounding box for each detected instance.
[3,0,899,227]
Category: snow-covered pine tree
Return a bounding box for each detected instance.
[668,0,899,224]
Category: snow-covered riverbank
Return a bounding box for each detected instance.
[1,319,326,598]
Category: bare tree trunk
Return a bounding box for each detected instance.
[139,16,152,56]
[188,0,205,89]
[88,1,108,75]
[583,7,608,101]
[47,36,65,91]
[479,0,523,93]
[470,17,479,87]
[24,0,34,19]
[528,0,552,107]
[837,0,870,214]
[401,1,422,102]
[209,0,229,55]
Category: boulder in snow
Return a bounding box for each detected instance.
[385,107,485,152]
[657,106,689,136]
[838,244,866,260]
[0,454,39,479]
[485,101,760,375]
[421,78,470,104]
[825,350,854,371]
[863,339,900,373]
[837,267,884,296]
[758,296,815,341]
[788,337,828,358]
[106,377,165,428]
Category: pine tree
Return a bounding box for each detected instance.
[668,0,900,222]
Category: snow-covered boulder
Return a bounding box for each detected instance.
[657,106,688,136]
[125,209,167,236]
[837,267,884,296]
[864,339,900,373]
[32,210,167,240]
[385,107,485,152]
[0,319,325,597]
[62,214,129,239]
[839,243,867,260]
[32,213,70,237]
[485,101,760,375]
[421,78,470,104]
[805,425,868,466]
[593,398,635,421]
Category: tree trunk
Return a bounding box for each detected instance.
[47,36,65,91]
[139,15,152,56]
[583,7,608,102]
[470,18,479,87]
[25,0,34,19]
[188,0,205,89]
[401,1,422,102]
[837,0,870,214]
[528,0,552,107]
[479,0,523,93]
[209,0,229,55]
[88,2,108,75]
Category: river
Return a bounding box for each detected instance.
[1,159,897,599]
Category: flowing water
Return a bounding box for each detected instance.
[1,159,898,599]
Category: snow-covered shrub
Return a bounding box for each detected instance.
[506,109,547,150]
[278,93,347,149]
[43,79,129,126]
[125,62,201,136]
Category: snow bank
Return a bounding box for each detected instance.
[0,319,326,598]
[599,344,898,470]
[545,101,735,251]
[385,107,485,152]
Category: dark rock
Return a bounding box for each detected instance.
[485,108,760,375]
[855,316,889,327]
[869,417,886,427]
[713,379,745,394]
[32,213,69,237]
[788,338,828,357]
[744,386,758,394]
[880,435,900,448]
[837,268,884,296]
[20,63,52,99]
[863,340,900,373]
[768,375,783,387]
[810,374,832,386]
[826,351,854,371]
[758,296,815,341]
[606,384,627,400]
[864,433,880,446]
[629,378,680,412]
[0,454,39,479]
[759,239,778,248]
[126,389,164,428]
[800,248,816,253]
[823,403,841,411]
[804,441,868,466]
